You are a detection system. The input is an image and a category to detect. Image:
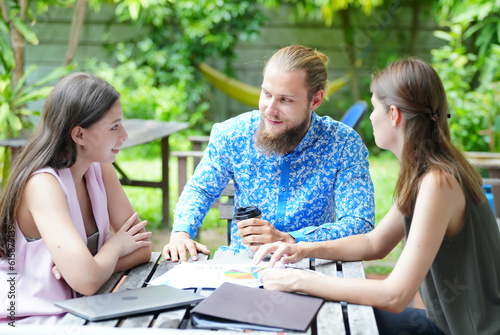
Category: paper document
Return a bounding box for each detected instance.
[148,261,268,289]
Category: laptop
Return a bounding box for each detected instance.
[55,285,204,321]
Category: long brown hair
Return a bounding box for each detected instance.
[0,72,120,258]
[370,59,485,216]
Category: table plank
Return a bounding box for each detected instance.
[147,253,210,329]
[342,261,379,335]
[152,307,188,329]
[314,259,346,335]
[59,253,161,327]
[119,252,162,290]
[104,252,161,328]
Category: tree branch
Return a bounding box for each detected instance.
[339,8,361,101]
[20,0,27,20]
[0,0,10,23]
[64,0,87,65]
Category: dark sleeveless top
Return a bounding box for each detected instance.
[404,187,500,335]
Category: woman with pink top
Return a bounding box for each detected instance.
[0,72,152,325]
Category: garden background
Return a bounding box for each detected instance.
[1,0,499,275]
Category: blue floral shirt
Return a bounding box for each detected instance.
[173,111,374,249]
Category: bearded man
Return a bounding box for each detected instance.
[163,45,374,262]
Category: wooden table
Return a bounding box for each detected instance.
[465,151,500,217]
[0,119,188,226]
[37,250,379,334]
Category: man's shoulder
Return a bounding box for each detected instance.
[313,113,358,138]
[212,110,260,136]
[220,110,260,127]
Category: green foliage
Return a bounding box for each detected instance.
[0,0,75,186]
[258,0,384,26]
[89,0,265,135]
[432,0,500,151]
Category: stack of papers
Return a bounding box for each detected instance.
[148,261,268,289]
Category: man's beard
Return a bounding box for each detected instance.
[254,114,310,157]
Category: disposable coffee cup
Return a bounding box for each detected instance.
[234,206,261,249]
[233,206,261,222]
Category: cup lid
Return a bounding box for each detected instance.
[233,206,261,220]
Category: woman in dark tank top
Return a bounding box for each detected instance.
[253,59,500,335]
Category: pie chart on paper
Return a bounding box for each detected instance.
[223,267,266,280]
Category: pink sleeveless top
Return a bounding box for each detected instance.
[0,163,110,325]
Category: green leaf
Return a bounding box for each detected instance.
[13,86,53,108]
[0,34,15,69]
[12,64,37,98]
[29,64,75,88]
[11,17,39,45]
[7,111,22,132]
[434,30,454,42]
[129,2,141,21]
[0,19,9,34]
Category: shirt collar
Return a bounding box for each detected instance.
[287,111,320,156]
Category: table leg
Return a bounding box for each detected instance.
[161,136,170,226]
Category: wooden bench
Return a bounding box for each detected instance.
[171,135,210,197]
[219,182,235,245]
[170,135,235,244]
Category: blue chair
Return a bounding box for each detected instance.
[483,184,496,215]
[340,100,368,131]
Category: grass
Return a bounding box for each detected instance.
[116,145,402,274]
[365,151,402,273]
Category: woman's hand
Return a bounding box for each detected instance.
[52,265,62,280]
[106,213,151,257]
[258,267,318,292]
[253,241,304,267]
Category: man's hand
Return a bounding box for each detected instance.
[162,231,210,262]
[236,218,295,251]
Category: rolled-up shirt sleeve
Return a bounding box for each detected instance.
[172,123,232,239]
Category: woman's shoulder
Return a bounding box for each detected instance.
[25,169,64,195]
[421,169,459,190]
[418,170,464,205]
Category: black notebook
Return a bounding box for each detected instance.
[191,282,324,332]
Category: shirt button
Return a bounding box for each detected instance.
[278,218,282,222]
[281,187,286,191]
[285,158,289,162]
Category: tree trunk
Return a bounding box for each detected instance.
[9,27,23,88]
[409,0,421,56]
[64,0,87,65]
[0,0,27,88]
[339,8,361,101]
